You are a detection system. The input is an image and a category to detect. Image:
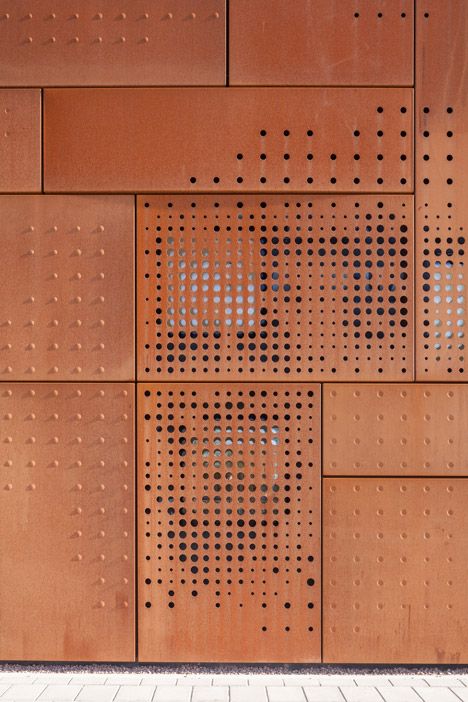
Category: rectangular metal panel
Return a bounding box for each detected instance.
[416,1,467,379]
[323,478,468,663]
[137,383,321,662]
[0,383,134,661]
[230,0,413,87]
[0,195,134,381]
[0,89,41,192]
[0,1,225,87]
[44,87,413,193]
[137,195,413,381]
[323,384,468,476]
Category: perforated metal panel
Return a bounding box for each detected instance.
[44,88,413,193]
[138,383,321,662]
[230,0,413,87]
[0,383,134,661]
[0,196,134,381]
[0,90,41,193]
[137,195,413,381]
[323,384,468,476]
[323,478,468,663]
[0,1,225,86]
[416,1,467,379]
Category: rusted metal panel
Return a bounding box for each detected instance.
[0,1,225,86]
[44,87,413,193]
[323,478,468,663]
[137,383,321,662]
[323,384,468,476]
[0,383,134,661]
[416,1,467,379]
[0,195,134,381]
[137,195,413,381]
[0,90,41,192]
[230,0,413,87]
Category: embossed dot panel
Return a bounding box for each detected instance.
[416,1,468,379]
[230,0,413,87]
[323,384,468,476]
[137,383,320,662]
[323,478,468,663]
[137,195,413,381]
[0,89,41,192]
[0,383,134,661]
[44,88,413,193]
[0,196,134,381]
[0,1,225,87]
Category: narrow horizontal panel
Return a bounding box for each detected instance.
[138,383,321,662]
[0,1,225,87]
[230,0,413,86]
[0,195,134,381]
[323,384,468,476]
[44,88,413,193]
[0,89,41,192]
[416,1,467,379]
[137,195,413,381]
[324,478,468,663]
[0,383,134,661]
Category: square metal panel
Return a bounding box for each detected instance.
[0,1,225,86]
[323,384,468,476]
[0,383,134,661]
[416,0,467,379]
[323,478,468,663]
[138,383,321,662]
[137,195,413,381]
[0,195,134,381]
[0,90,41,192]
[44,88,413,193]
[230,0,413,86]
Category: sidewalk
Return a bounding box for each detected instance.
[1,672,468,702]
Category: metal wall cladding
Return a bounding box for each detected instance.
[230,0,413,87]
[323,478,468,664]
[416,1,468,380]
[0,1,225,86]
[138,383,321,662]
[138,195,413,381]
[0,383,134,661]
[43,88,413,193]
[0,196,134,381]
[0,90,41,192]
[323,384,468,477]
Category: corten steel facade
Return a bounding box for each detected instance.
[0,0,466,665]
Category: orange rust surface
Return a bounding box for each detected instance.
[230,0,413,86]
[0,383,135,661]
[0,1,225,86]
[44,87,413,193]
[0,90,41,192]
[137,383,321,662]
[0,195,134,381]
[416,1,468,379]
[324,478,468,663]
[137,194,413,381]
[323,384,468,476]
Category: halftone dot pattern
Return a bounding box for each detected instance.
[138,195,413,381]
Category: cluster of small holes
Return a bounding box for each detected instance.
[324,385,464,475]
[419,104,465,375]
[141,384,319,637]
[183,102,411,190]
[140,196,411,380]
[325,480,460,645]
